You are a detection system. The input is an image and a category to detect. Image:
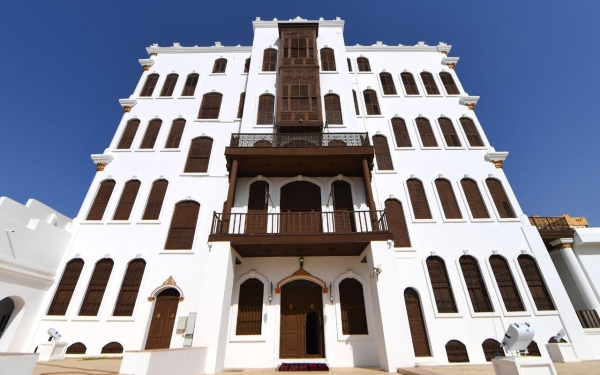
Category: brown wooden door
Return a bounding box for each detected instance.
[280,182,322,234]
[404,288,431,357]
[145,289,180,350]
[332,180,355,233]
[246,181,269,234]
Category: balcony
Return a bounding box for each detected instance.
[225,132,374,177]
[208,210,393,257]
[529,216,574,242]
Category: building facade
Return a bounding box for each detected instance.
[23,17,598,371]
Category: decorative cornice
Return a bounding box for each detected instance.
[550,238,574,250]
[484,152,509,169]
[275,267,328,294]
[119,98,137,113]
[442,56,459,69]
[459,96,480,110]
[436,43,452,55]
[148,276,185,302]
[346,45,440,53]
[91,154,114,172]
[139,58,154,71]
[146,45,252,55]
[252,17,344,31]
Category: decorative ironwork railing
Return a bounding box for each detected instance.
[528,216,572,233]
[229,133,371,148]
[210,210,387,235]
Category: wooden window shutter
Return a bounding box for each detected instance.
[482,339,504,361]
[246,181,269,234]
[165,119,185,149]
[416,117,438,147]
[244,58,251,73]
[404,288,431,356]
[401,72,420,95]
[213,58,227,73]
[372,135,393,170]
[184,137,213,173]
[440,72,460,94]
[165,201,200,249]
[324,94,343,125]
[181,74,199,96]
[352,90,360,115]
[407,179,432,219]
[391,118,412,147]
[140,119,163,149]
[347,58,352,72]
[236,278,264,335]
[438,117,461,147]
[113,180,141,220]
[363,90,381,115]
[339,278,368,335]
[379,73,397,95]
[257,94,275,124]
[320,48,336,71]
[113,259,146,316]
[87,180,116,220]
[446,340,470,362]
[142,179,168,220]
[101,342,123,354]
[140,74,159,97]
[420,72,440,95]
[237,93,246,119]
[460,179,489,218]
[262,49,277,71]
[459,118,484,146]
[117,120,140,149]
[357,57,371,72]
[198,93,223,119]
[426,256,458,313]
[518,255,555,311]
[489,255,525,311]
[160,74,178,97]
[435,179,462,219]
[47,259,84,315]
[66,342,87,355]
[527,341,542,356]
[79,259,114,316]
[460,256,493,312]
[485,179,516,218]
[384,199,411,247]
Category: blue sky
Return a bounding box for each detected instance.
[1,1,599,225]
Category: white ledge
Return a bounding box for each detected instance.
[138,59,154,68]
[436,43,452,54]
[91,154,114,166]
[119,98,137,110]
[147,45,252,54]
[459,96,480,107]
[484,151,509,162]
[442,56,459,66]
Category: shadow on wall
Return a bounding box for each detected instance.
[0,295,25,351]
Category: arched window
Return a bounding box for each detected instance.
[113,259,146,316]
[363,90,380,115]
[404,288,431,356]
[246,181,269,234]
[236,278,264,335]
[212,58,227,73]
[426,256,457,313]
[47,259,84,315]
[372,135,393,170]
[244,58,251,73]
[184,137,213,173]
[460,179,489,218]
[446,340,469,362]
[324,94,343,125]
[332,180,355,233]
[87,180,116,220]
[391,117,412,147]
[262,49,277,71]
[79,258,114,316]
[459,117,484,147]
[489,255,525,311]
[165,119,185,149]
[181,74,199,96]
[416,117,438,147]
[352,90,360,115]
[518,255,555,311]
[320,48,336,71]
[160,73,178,97]
[117,119,140,149]
[140,119,163,149]
[198,93,223,119]
[257,94,275,125]
[237,92,245,118]
[435,179,461,219]
[438,117,461,147]
[460,256,493,312]
[357,57,371,72]
[66,342,87,355]
[401,72,420,95]
[385,200,410,247]
[440,72,460,95]
[485,178,516,218]
[101,342,123,354]
[407,179,431,219]
[527,341,542,356]
[165,201,200,250]
[347,58,352,72]
[142,179,168,220]
[482,339,504,361]
[420,72,440,95]
[140,74,159,97]
[379,73,397,95]
[339,278,368,335]
[113,180,141,220]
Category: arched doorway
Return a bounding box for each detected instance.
[404,288,431,357]
[246,181,269,234]
[280,181,322,234]
[332,180,355,233]
[0,297,15,340]
[280,280,324,358]
[145,288,180,350]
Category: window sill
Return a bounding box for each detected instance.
[443,146,466,150]
[258,71,277,75]
[502,311,531,318]
[156,97,174,100]
[180,173,210,177]
[320,71,339,74]
[356,71,374,74]
[419,146,443,150]
[136,97,153,99]
[382,94,400,97]
[411,218,437,223]
[424,94,443,98]
[441,218,468,223]
[229,335,267,343]
[41,316,68,321]
[469,218,495,223]
[432,312,463,319]
[394,147,416,151]
[497,217,521,223]
[326,124,345,127]
[209,73,227,76]
[393,248,417,259]
[179,96,196,99]
[159,250,195,254]
[160,149,181,152]
[402,94,423,98]
[467,146,489,150]
[336,334,374,342]
[241,73,248,75]
[194,119,220,122]
[71,317,101,322]
[469,312,499,318]
[374,170,397,174]
[533,310,559,317]
[112,149,133,153]
[253,125,274,129]
[136,220,161,225]
[364,115,385,118]
[80,221,104,225]
[135,149,156,153]
[106,221,133,225]
[445,93,461,97]
[106,317,136,322]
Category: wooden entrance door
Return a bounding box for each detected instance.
[145,288,180,350]
[246,181,269,234]
[280,280,324,358]
[332,180,355,233]
[280,181,322,234]
[404,288,431,357]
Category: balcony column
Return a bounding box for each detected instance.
[362,158,379,230]
[222,159,238,234]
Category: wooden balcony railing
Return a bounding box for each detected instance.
[529,216,574,240]
[229,132,370,148]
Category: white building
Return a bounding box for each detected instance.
[18,16,599,372]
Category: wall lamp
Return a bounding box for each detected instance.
[329,282,334,303]
[268,282,273,304]
[370,265,382,280]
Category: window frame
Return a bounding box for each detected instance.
[139,119,163,150]
[85,179,117,222]
[399,72,422,96]
[77,258,115,317]
[420,71,442,96]
[405,178,434,221]
[372,135,394,172]
[424,256,460,316]
[212,58,228,74]
[229,272,269,342]
[456,255,495,317]
[183,137,213,174]
[139,73,159,97]
[457,178,492,222]
[483,178,518,221]
[256,94,275,125]
[436,117,464,149]
[458,117,487,149]
[319,47,336,72]
[356,57,372,73]
[389,117,414,150]
[515,254,558,315]
[116,119,141,150]
[181,73,199,97]
[413,117,442,150]
[112,179,142,222]
[196,93,223,121]
[163,118,186,150]
[261,49,278,73]
[333,272,375,341]
[112,258,147,317]
[363,89,382,116]
[324,93,343,125]
[432,179,464,221]
[159,73,179,97]
[486,253,528,316]
[164,200,201,251]
[140,179,170,223]
[378,72,399,96]
[439,71,461,95]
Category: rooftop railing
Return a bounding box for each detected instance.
[229,132,371,148]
